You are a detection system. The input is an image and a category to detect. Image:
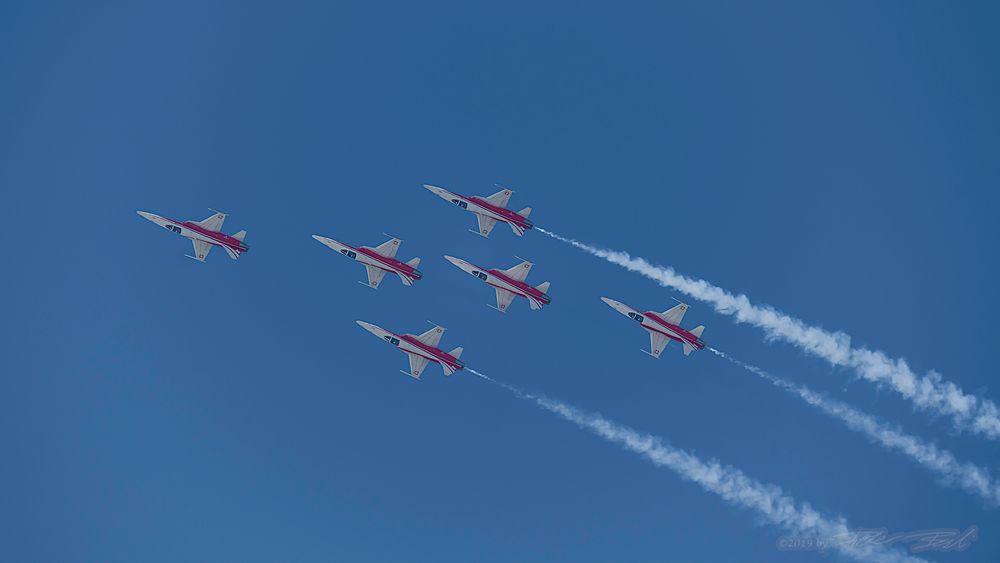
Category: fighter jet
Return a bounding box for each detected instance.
[444,255,551,313]
[423,184,533,237]
[312,234,422,289]
[137,209,248,262]
[356,321,464,379]
[601,297,705,358]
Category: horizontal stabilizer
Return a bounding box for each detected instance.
[233,230,247,241]
[518,207,532,218]
[449,346,463,359]
[690,325,705,338]
[535,281,550,293]
[682,343,694,356]
[406,257,421,268]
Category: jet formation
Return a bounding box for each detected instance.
[138,184,705,378]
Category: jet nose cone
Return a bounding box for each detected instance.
[312,235,342,251]
[423,184,449,199]
[137,211,156,221]
[356,320,382,336]
[443,255,474,274]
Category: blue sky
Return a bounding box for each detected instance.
[2,1,999,561]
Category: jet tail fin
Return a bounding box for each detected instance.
[690,325,705,338]
[683,343,694,356]
[518,207,532,218]
[449,346,463,359]
[535,281,550,293]
[233,230,247,241]
[406,257,421,268]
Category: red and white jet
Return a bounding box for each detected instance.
[601,297,706,358]
[423,184,533,237]
[444,255,551,313]
[356,321,464,379]
[137,210,248,262]
[312,234,422,289]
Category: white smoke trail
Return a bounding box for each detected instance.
[465,368,925,563]
[707,348,1000,507]
[536,227,1000,440]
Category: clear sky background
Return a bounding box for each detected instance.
[3,1,999,561]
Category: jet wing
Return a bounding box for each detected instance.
[475,214,497,237]
[365,265,387,289]
[660,303,688,325]
[483,187,513,208]
[197,212,226,232]
[407,353,430,379]
[495,288,517,312]
[189,239,212,261]
[649,332,670,358]
[415,325,444,348]
[371,237,401,259]
[502,260,533,282]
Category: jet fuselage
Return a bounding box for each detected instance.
[357,321,464,373]
[484,267,551,308]
[444,255,551,311]
[317,237,422,284]
[636,310,705,351]
[425,185,533,235]
[138,211,249,257]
